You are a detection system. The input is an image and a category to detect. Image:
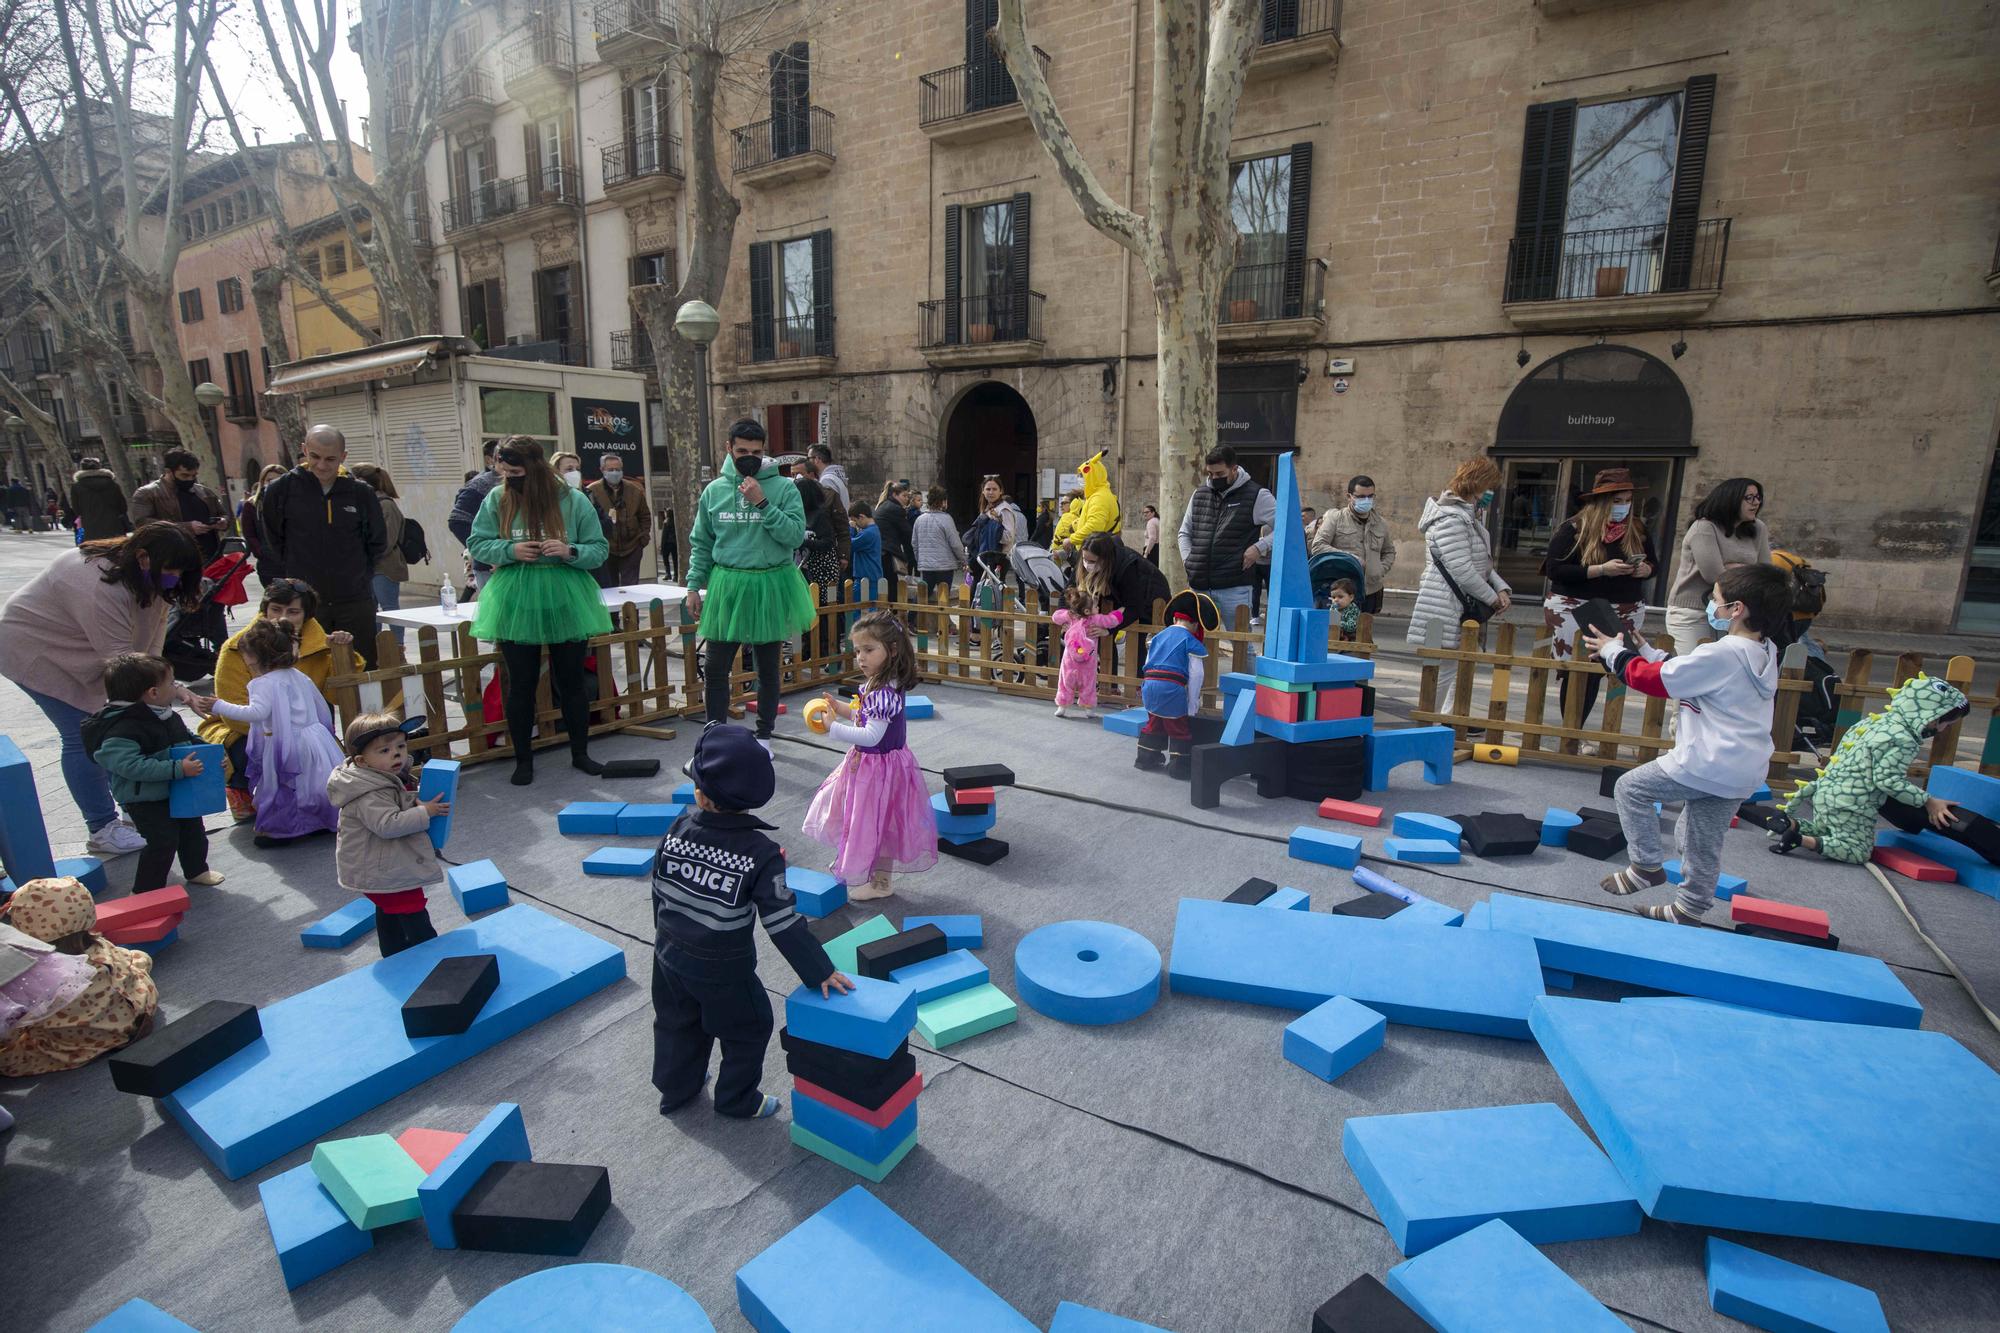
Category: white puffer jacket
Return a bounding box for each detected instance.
[1407,492,1509,650]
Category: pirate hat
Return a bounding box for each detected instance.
[1166,589,1222,634]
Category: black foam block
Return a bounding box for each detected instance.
[781,1028,915,1106]
[808,914,851,944]
[1285,769,1364,803]
[401,954,501,1038]
[1288,737,1367,778]
[1737,802,1789,831]
[942,763,1015,790]
[600,758,660,779]
[1359,684,1376,717]
[1599,766,1632,798]
[452,1159,610,1256]
[1312,1273,1430,1332]
[109,1000,262,1097]
[938,836,1010,865]
[1573,597,1628,645]
[1734,922,1840,951]
[1577,806,1621,825]
[1566,818,1627,860]
[1189,737,1287,810]
[1330,894,1407,920]
[944,793,994,818]
[1225,877,1279,905]
[855,924,947,981]
[1462,812,1543,858]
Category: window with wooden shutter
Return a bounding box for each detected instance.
[523,122,543,203]
[1008,193,1031,337]
[1280,143,1311,319]
[1506,100,1577,302]
[1661,74,1718,291]
[809,229,834,356]
[964,0,1012,113]
[1262,0,1300,42]
[942,203,963,345]
[748,240,774,361]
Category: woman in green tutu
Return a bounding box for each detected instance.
[684,419,817,745]
[468,436,613,785]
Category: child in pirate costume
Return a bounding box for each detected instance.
[1135,590,1220,779]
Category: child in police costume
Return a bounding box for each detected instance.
[1135,590,1221,779]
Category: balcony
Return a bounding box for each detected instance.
[920,291,1046,367]
[440,169,581,238]
[224,392,258,423]
[917,48,1050,146]
[28,345,53,377]
[610,326,655,372]
[1218,256,1327,347]
[1502,218,1731,330]
[734,316,836,380]
[731,107,835,188]
[602,132,683,201]
[437,67,497,134]
[1250,0,1342,77]
[501,26,575,110]
[593,0,678,66]
[1536,0,1669,15]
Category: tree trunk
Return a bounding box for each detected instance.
[1151,272,1221,590]
[136,298,227,483]
[251,269,303,462]
[69,362,140,492]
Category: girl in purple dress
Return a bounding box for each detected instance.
[804,611,938,900]
[199,620,342,845]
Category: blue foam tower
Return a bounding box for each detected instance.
[259,1160,374,1289]
[168,743,227,818]
[447,860,510,915]
[416,757,458,849]
[1385,1219,1627,1332]
[931,792,998,838]
[785,975,917,1059]
[0,735,56,886]
[1705,1236,1889,1333]
[792,1093,919,1163]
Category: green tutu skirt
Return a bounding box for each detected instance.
[699,562,819,643]
[469,562,614,644]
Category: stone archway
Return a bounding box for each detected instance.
[940,380,1038,523]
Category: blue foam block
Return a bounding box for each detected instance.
[1663,859,1748,900]
[1928,765,2000,823]
[939,829,992,847]
[4,854,107,897]
[785,974,917,1059]
[1543,968,1574,989]
[583,846,655,876]
[457,1264,716,1332]
[615,802,688,836]
[791,1091,919,1163]
[1705,1236,1889,1333]
[300,898,376,949]
[1392,812,1462,843]
[1365,726,1455,791]
[416,757,458,849]
[903,915,982,949]
[0,735,57,885]
[1385,837,1461,864]
[1875,829,2000,899]
[1486,893,1921,1028]
[167,743,227,818]
[735,1185,1035,1332]
[1541,809,1583,847]
[1254,713,1374,743]
[1254,653,1373,685]
[1015,920,1161,1026]
[905,695,934,719]
[672,782,695,802]
[259,1161,374,1289]
[1343,1103,1642,1255]
[1283,995,1385,1082]
[930,792,997,838]
[1750,783,1773,803]
[1385,1219,1627,1332]
[1218,671,1256,697]
[1532,995,2000,1255]
[84,1300,202,1332]
[447,860,510,915]
[1289,826,1362,869]
[1263,886,1310,911]
[1463,901,1492,930]
[418,1102,531,1248]
[1220,687,1257,746]
[1048,1302,1170,1333]
[1169,899,1546,1038]
[162,906,621,1178]
[557,801,626,835]
[1385,899,1465,929]
[786,866,847,918]
[133,927,179,956]
[1101,707,1149,737]
[890,948,988,1005]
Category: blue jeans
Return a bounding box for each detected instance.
[1204,585,1253,629]
[373,574,404,646]
[18,684,117,832]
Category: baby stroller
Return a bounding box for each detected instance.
[1000,543,1071,682]
[1309,549,1366,610]
[161,547,255,682]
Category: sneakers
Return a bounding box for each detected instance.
[1053,705,1069,718]
[849,873,893,901]
[85,822,149,857]
[1640,902,1704,926]
[190,870,226,886]
[1600,865,1667,896]
[749,1094,781,1119]
[226,789,256,823]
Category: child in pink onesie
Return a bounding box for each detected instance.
[1051,585,1121,718]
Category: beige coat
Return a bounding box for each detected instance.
[1310,504,1396,595]
[327,762,442,894]
[0,551,169,712]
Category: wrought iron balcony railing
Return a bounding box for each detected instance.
[917,48,1049,128]
[1219,255,1326,323]
[610,327,654,371]
[731,106,835,172]
[919,290,1045,348]
[736,315,835,364]
[1504,217,1732,304]
[440,168,580,233]
[1255,0,1342,46]
[603,132,684,189]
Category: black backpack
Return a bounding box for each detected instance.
[398,516,430,565]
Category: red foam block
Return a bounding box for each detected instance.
[396,1126,470,1174]
[100,912,183,946]
[1316,687,1363,720]
[1255,684,1304,724]
[94,886,192,934]
[793,1071,924,1130]
[949,787,996,805]
[1871,845,1957,883]
[744,701,787,715]
[1731,894,1830,939]
[1318,798,1383,827]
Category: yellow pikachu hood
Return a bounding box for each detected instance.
[1058,449,1120,548]
[1079,450,1110,498]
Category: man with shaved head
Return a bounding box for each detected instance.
[257,424,389,667]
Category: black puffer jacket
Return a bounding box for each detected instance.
[1100,540,1171,631]
[71,468,130,541]
[257,467,386,599]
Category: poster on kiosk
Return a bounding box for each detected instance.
[571,397,645,483]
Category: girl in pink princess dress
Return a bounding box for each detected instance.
[1051,585,1122,718]
[804,611,938,901]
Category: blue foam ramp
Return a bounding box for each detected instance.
[1289,826,1361,869]
[735,1185,1035,1332]
[792,1091,919,1163]
[1928,765,2000,823]
[84,1300,202,1332]
[905,694,934,719]
[1705,1236,1889,1333]
[1254,653,1373,685]
[1532,994,2000,1256]
[583,846,654,876]
[1365,726,1455,790]
[1169,899,1545,1038]
[259,1160,374,1289]
[447,860,510,915]
[1255,713,1373,743]
[1342,1103,1641,1255]
[890,948,988,1005]
[931,792,997,838]
[1015,920,1161,1025]
[1263,886,1310,911]
[1385,1219,1626,1332]
[615,802,688,836]
[168,743,227,818]
[0,735,56,884]
[1486,893,1921,1028]
[456,1263,715,1332]
[418,1102,530,1248]
[1284,996,1385,1082]
[903,914,982,949]
[1392,812,1462,842]
[416,757,458,849]
[1541,809,1582,847]
[1385,837,1460,864]
[1048,1302,1170,1332]
[1664,859,1748,900]
[1874,829,2000,899]
[1220,688,1257,746]
[557,801,625,835]
[1385,898,1464,929]
[1101,707,1148,737]
[301,898,376,948]
[786,866,846,917]
[785,975,917,1059]
[162,905,621,1178]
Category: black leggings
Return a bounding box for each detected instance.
[497,639,593,762]
[705,640,782,737]
[1878,797,2000,863]
[1559,670,1604,729]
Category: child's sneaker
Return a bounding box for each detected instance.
[1600,864,1666,896]
[749,1095,780,1119]
[1053,705,1068,718]
[1640,902,1704,926]
[189,871,226,886]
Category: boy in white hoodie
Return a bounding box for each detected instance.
[1580,563,1793,925]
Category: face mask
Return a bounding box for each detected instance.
[504,475,525,492]
[733,453,765,477]
[563,469,582,487]
[1706,599,1736,632]
[157,571,181,589]
[1208,475,1231,493]
[601,469,623,485]
[1352,497,1374,514]
[1610,502,1631,522]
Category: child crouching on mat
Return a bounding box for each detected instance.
[1136,591,1220,779]
[327,712,451,957]
[652,724,852,1119]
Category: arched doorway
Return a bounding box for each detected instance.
[1491,344,1693,599]
[942,382,1037,525]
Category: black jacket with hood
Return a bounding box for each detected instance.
[258,467,387,599]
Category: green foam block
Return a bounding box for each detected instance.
[823,914,897,976]
[917,982,1018,1047]
[789,1120,917,1182]
[1254,675,1314,693]
[310,1133,426,1230]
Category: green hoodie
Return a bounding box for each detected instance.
[685,459,806,590]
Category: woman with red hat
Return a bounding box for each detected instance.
[1542,467,1658,733]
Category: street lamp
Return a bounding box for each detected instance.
[673,300,721,478]
[193,380,225,410]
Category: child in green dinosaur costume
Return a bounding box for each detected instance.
[1763,673,1991,863]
